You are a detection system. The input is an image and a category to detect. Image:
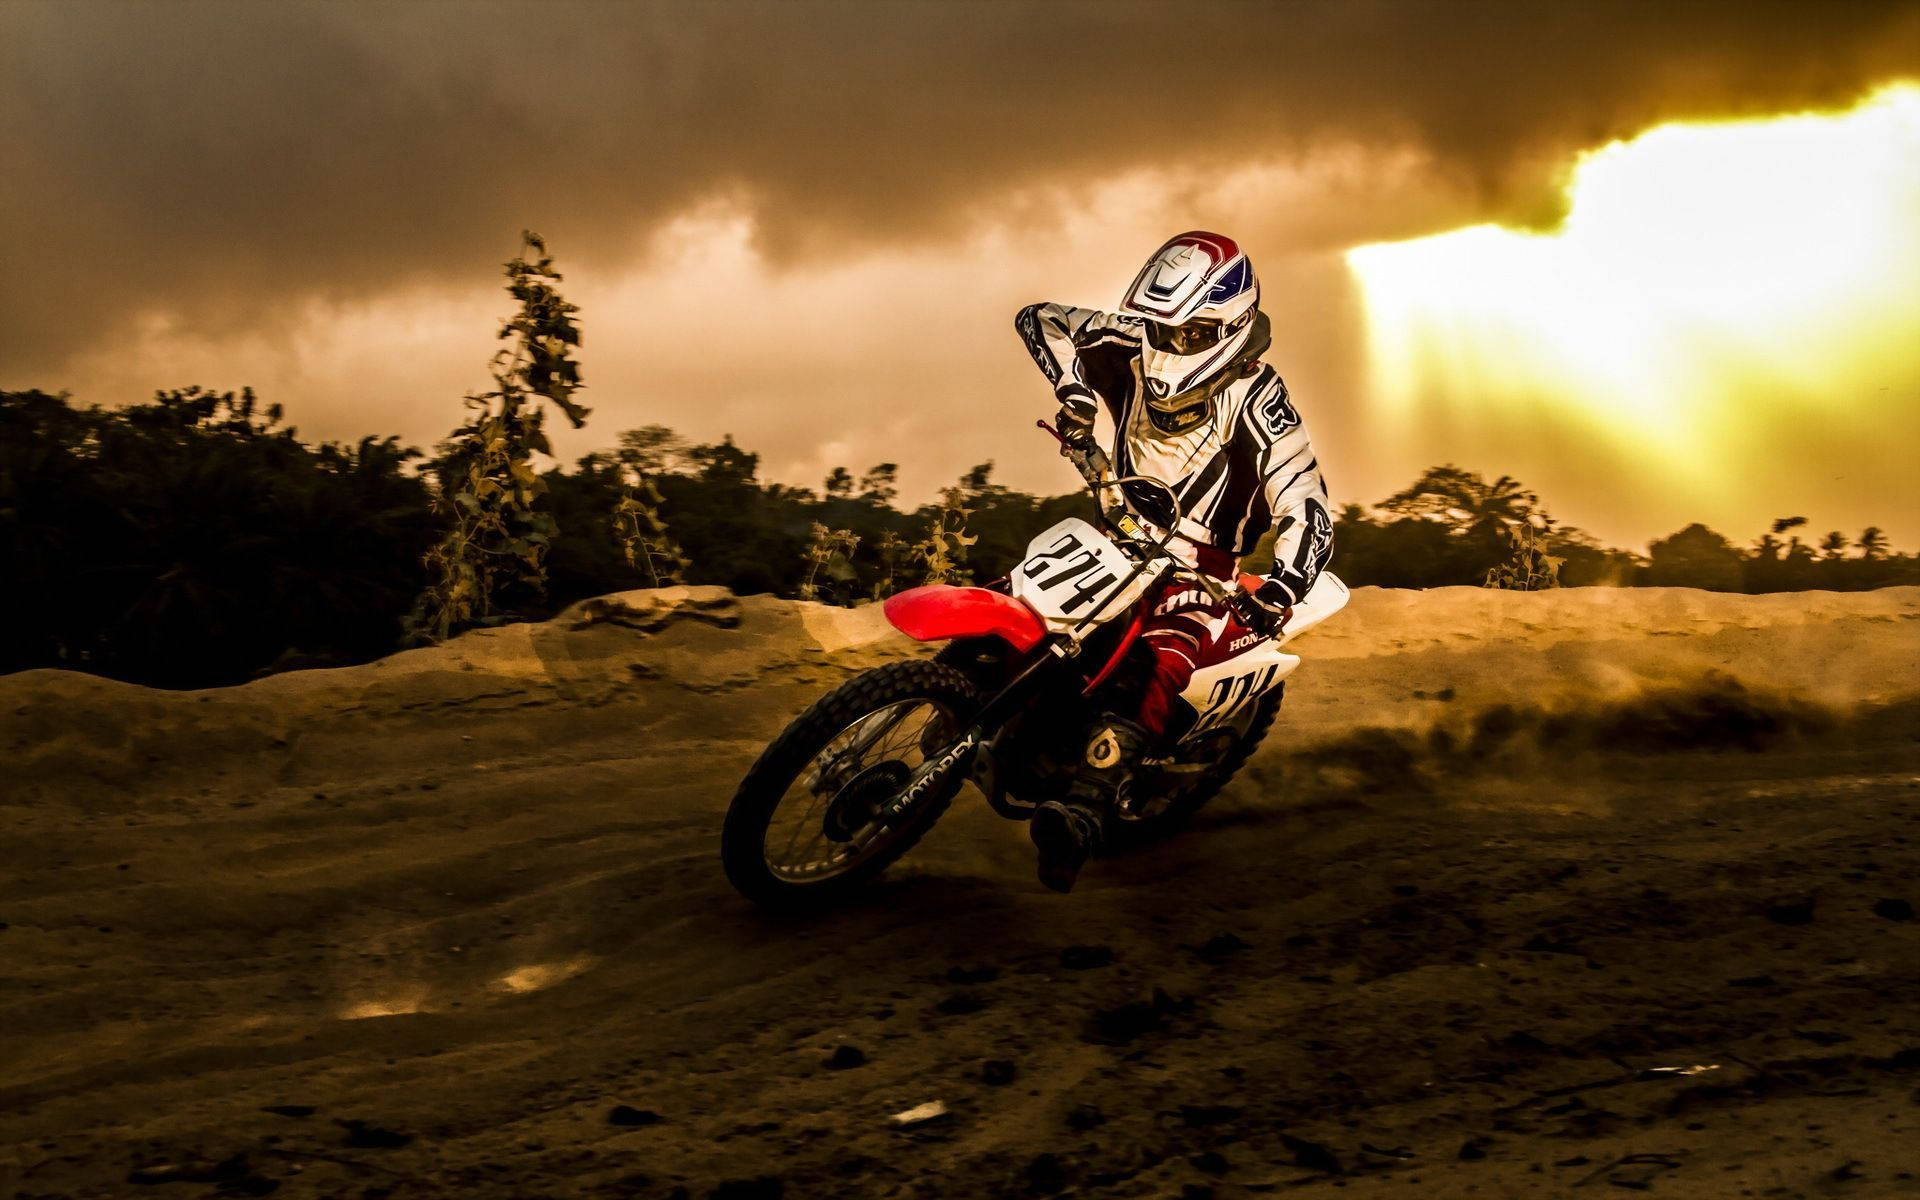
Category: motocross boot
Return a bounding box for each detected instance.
[1030,716,1149,893]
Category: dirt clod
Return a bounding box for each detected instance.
[1280,1132,1343,1174]
[1766,896,1817,925]
[1059,944,1113,970]
[823,1045,866,1070]
[1066,1104,1106,1131]
[1087,1004,1153,1043]
[1177,1103,1240,1127]
[1194,932,1250,962]
[337,1120,412,1149]
[1188,1150,1230,1176]
[1025,1152,1066,1194]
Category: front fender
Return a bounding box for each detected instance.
[883,585,1046,653]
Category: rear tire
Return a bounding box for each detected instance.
[722,660,982,911]
[1106,686,1284,850]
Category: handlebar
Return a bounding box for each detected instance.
[1036,419,1242,604]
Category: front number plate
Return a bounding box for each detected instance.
[1010,518,1141,629]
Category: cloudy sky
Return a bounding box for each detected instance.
[5,0,1918,547]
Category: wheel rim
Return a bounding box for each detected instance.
[762,698,959,883]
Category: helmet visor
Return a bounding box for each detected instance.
[1144,317,1225,356]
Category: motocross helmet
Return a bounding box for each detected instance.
[1118,231,1263,435]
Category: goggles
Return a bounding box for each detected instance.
[1144,317,1226,356]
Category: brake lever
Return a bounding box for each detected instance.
[1035,419,1110,483]
[1037,419,1142,540]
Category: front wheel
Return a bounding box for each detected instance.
[722,660,981,911]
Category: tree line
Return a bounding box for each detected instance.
[6,382,1910,689]
[2,234,1911,688]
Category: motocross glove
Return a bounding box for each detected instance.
[1053,385,1098,456]
[1230,578,1292,638]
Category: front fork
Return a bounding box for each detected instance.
[874,637,1076,829]
[876,558,1179,831]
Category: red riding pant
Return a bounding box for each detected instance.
[1134,577,1248,737]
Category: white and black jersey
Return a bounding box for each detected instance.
[1015,301,1334,607]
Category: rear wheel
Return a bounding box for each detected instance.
[722,660,981,911]
[1106,686,1284,849]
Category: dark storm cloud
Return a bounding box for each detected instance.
[3,0,1917,374]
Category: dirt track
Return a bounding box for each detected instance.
[4,586,1919,1199]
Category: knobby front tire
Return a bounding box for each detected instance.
[722,660,982,912]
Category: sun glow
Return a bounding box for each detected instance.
[1347,84,1920,493]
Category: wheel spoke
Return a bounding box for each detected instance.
[820,706,913,782]
[773,796,823,864]
[873,710,934,763]
[762,697,954,882]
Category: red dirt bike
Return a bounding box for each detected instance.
[721,425,1348,910]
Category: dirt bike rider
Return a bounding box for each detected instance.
[1014,231,1334,892]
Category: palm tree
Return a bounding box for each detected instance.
[1754,516,1807,562]
[1857,526,1889,560]
[1379,465,1544,532]
[1818,530,1848,560]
